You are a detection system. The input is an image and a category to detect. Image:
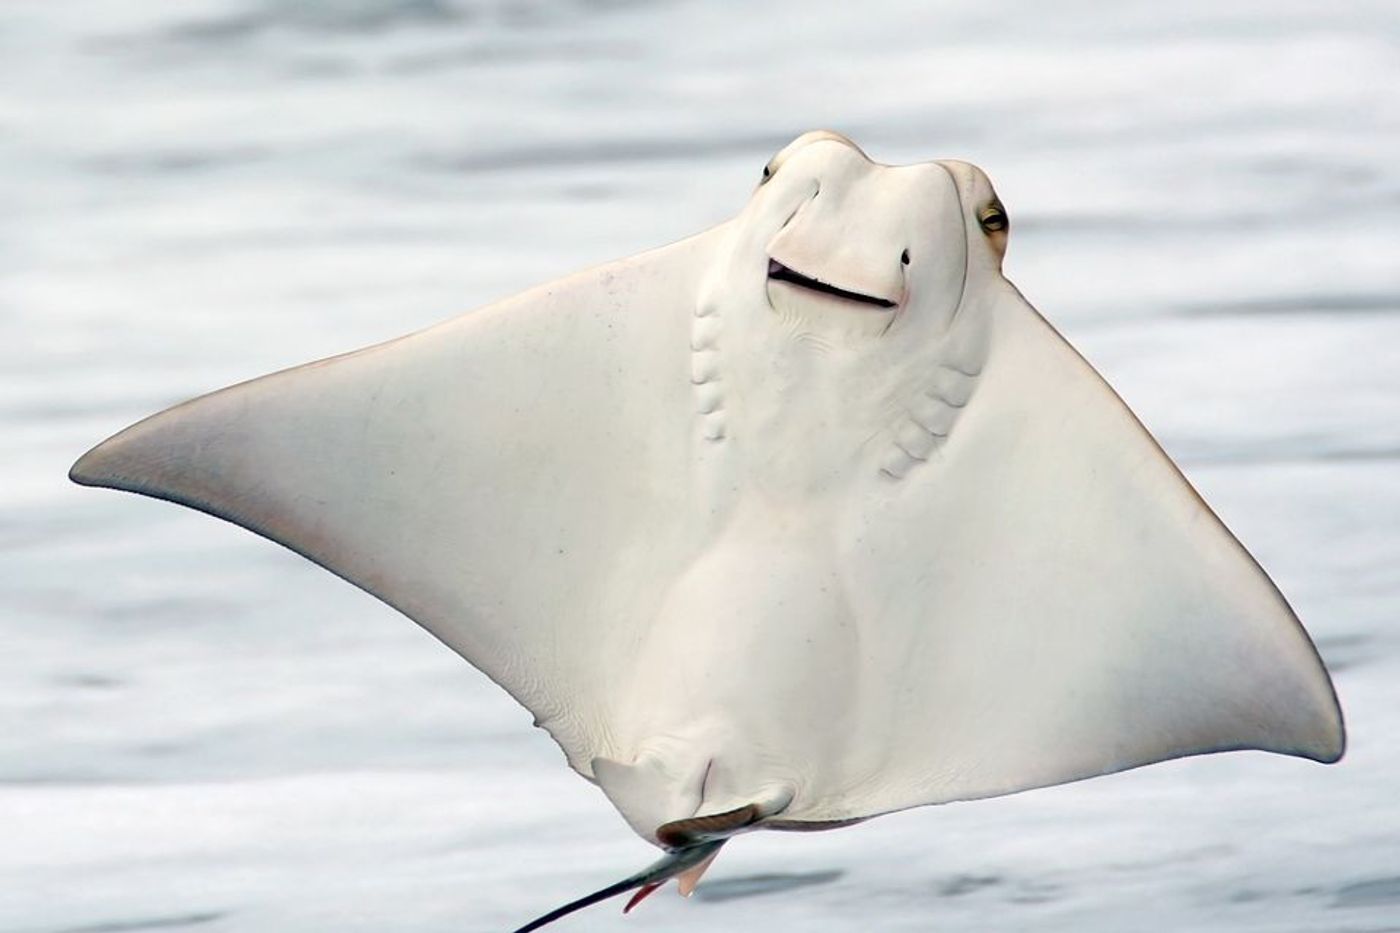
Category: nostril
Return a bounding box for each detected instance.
[900,249,910,266]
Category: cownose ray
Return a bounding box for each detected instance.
[71,130,1345,930]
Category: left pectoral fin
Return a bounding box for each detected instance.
[68,231,725,784]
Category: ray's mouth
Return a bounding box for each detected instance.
[766,259,896,310]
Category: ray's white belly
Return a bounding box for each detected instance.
[617,500,861,804]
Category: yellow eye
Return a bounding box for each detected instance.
[978,200,1008,234]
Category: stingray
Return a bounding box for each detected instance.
[71,130,1345,930]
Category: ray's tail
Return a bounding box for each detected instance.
[510,839,725,933]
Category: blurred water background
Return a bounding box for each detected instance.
[3,1,1399,930]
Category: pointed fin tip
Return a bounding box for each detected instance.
[68,436,150,495]
[67,413,199,499]
[1314,740,1345,766]
[69,443,109,488]
[1290,647,1347,765]
[1306,710,1346,765]
[69,418,148,491]
[1212,692,1345,767]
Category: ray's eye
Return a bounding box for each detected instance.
[760,163,773,184]
[978,200,1009,234]
[900,249,910,265]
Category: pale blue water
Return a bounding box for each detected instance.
[3,1,1399,931]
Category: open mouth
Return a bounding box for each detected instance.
[767,259,896,310]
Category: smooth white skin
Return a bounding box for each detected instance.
[71,132,1344,847]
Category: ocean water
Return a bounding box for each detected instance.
[3,1,1399,931]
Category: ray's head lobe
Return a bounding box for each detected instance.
[754,140,927,325]
[937,159,1011,277]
